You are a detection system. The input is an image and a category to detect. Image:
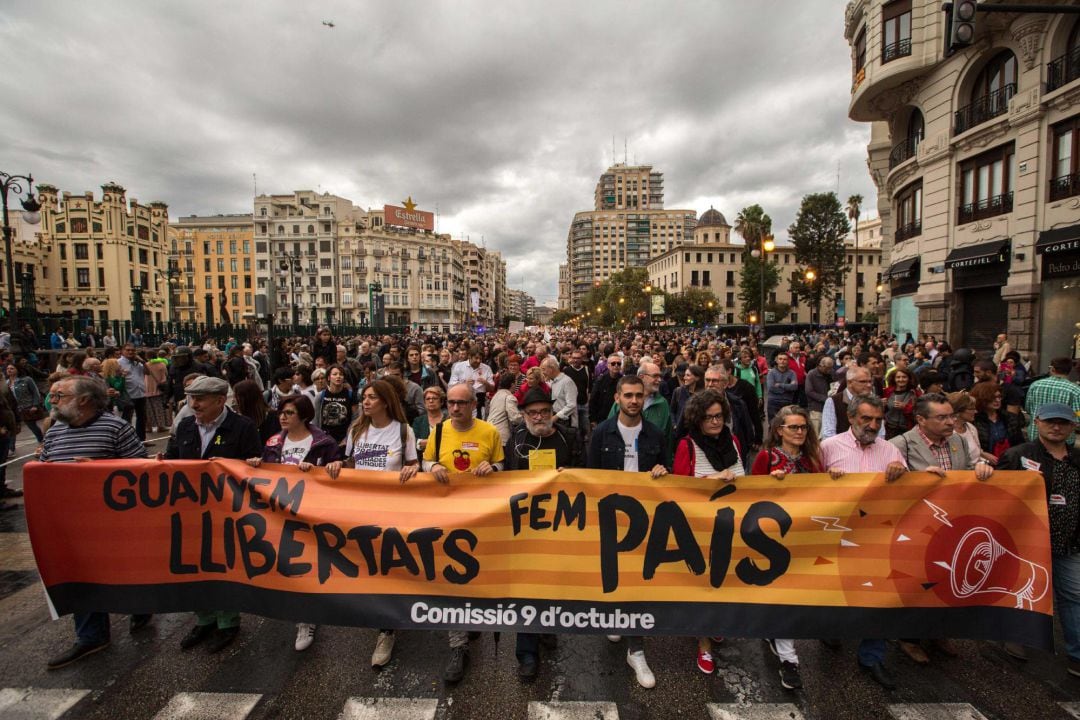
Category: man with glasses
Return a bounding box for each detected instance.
[703,364,757,466]
[1000,403,1080,669]
[888,392,993,665]
[41,376,150,670]
[589,354,623,429]
[820,367,877,439]
[504,386,583,679]
[448,348,494,418]
[421,382,504,684]
[820,394,907,690]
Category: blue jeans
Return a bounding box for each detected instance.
[74,612,110,645]
[857,638,886,666]
[1055,553,1080,660]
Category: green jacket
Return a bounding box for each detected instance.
[607,393,674,466]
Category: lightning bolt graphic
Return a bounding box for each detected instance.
[922,499,953,527]
[810,516,852,532]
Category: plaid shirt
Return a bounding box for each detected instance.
[917,426,952,470]
[1024,376,1080,443]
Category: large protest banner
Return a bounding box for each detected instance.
[24,460,1053,647]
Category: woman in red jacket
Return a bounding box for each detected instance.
[748,405,824,691]
[672,388,742,677]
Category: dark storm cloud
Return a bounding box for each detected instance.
[0,1,872,308]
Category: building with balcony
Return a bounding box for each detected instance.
[30,183,170,330]
[846,0,1080,366]
[647,208,883,325]
[566,164,697,311]
[507,288,536,323]
[169,214,255,324]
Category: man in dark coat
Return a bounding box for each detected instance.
[588,353,623,428]
[164,376,262,653]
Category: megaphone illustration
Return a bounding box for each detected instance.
[949,527,1049,609]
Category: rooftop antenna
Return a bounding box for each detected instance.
[624,137,628,165]
[253,173,257,196]
[612,136,616,166]
[435,201,440,233]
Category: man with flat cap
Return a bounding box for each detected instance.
[164,375,262,653]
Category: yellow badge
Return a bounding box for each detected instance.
[528,449,557,471]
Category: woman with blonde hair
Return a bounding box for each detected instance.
[100,358,129,414]
[946,391,983,463]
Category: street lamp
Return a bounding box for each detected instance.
[750,234,775,337]
[804,268,818,324]
[155,260,181,323]
[0,171,41,324]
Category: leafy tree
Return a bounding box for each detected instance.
[788,192,850,324]
[667,287,721,327]
[549,309,575,326]
[738,254,781,322]
[580,267,651,327]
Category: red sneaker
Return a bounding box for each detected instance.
[697,649,715,674]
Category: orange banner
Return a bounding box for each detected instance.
[23,461,1053,646]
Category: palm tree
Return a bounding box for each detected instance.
[734,204,772,257]
[846,194,863,258]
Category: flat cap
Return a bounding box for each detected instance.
[184,376,229,396]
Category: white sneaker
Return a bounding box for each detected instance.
[606,635,622,642]
[371,630,395,667]
[627,649,655,688]
[294,623,316,651]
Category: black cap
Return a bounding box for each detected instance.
[518,387,553,409]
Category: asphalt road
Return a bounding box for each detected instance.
[1,428,1079,720]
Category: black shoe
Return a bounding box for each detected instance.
[47,640,109,670]
[779,660,802,690]
[518,655,539,680]
[0,487,23,498]
[206,626,240,653]
[443,646,469,683]
[129,614,152,633]
[179,623,215,650]
[0,501,17,512]
[820,638,842,650]
[860,661,896,690]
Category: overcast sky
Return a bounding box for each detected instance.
[0,1,874,307]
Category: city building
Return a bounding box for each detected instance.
[28,182,170,330]
[846,0,1080,364]
[566,164,697,311]
[169,214,255,324]
[534,305,555,325]
[254,191,503,332]
[646,207,883,325]
[507,288,536,323]
[557,263,570,310]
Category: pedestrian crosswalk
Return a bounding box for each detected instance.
[0,689,1043,720]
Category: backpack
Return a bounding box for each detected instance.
[946,363,974,392]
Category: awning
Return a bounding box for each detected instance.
[945,239,1010,269]
[1037,225,1080,255]
[884,256,919,281]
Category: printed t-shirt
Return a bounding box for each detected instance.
[320,388,354,442]
[345,420,418,472]
[280,435,313,465]
[423,419,505,472]
[617,419,642,472]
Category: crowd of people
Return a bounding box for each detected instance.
[9,321,1080,692]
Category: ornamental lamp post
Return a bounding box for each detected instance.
[0,172,41,323]
[750,234,775,339]
[804,268,818,324]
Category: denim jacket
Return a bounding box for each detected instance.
[588,415,668,472]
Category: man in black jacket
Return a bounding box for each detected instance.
[999,402,1080,669]
[704,363,758,468]
[588,354,623,428]
[164,376,262,653]
[588,374,667,689]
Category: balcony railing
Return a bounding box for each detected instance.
[954,84,1015,135]
[957,191,1013,224]
[1050,172,1080,202]
[1047,46,1080,93]
[882,37,912,64]
[894,220,922,243]
[888,135,921,169]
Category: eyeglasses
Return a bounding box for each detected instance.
[782,424,809,432]
[48,391,74,402]
[446,399,474,406]
[279,409,297,416]
[609,362,622,366]
[927,413,957,421]
[703,412,726,424]
[525,409,552,418]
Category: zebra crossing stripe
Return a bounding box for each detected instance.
[151,692,262,720]
[340,697,438,720]
[0,687,91,719]
[887,704,989,720]
[1059,702,1080,719]
[707,703,806,720]
[527,701,619,720]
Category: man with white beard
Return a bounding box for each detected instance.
[504,386,584,680]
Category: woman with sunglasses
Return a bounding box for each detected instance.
[672,389,743,678]
[748,405,825,691]
[246,394,339,654]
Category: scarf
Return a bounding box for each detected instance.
[690,426,740,473]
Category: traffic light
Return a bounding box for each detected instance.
[949,1,977,53]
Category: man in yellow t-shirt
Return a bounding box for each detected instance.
[421,382,504,683]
